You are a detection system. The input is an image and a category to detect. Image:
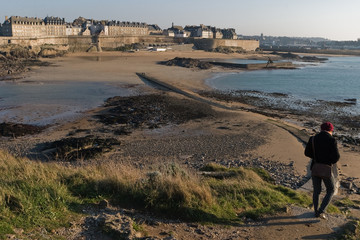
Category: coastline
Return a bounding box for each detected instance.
[1,49,360,238]
[1,50,360,192]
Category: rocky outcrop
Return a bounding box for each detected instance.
[0,122,45,137]
[161,57,212,69]
[271,51,328,62]
[0,44,63,78]
[0,45,37,59]
[210,46,245,54]
[96,213,135,239]
[41,136,120,161]
[97,94,216,131]
[38,48,66,58]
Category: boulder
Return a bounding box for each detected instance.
[97,213,134,239]
[38,48,59,58]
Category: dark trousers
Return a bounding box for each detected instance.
[312,176,335,213]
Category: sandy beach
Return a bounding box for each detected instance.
[1,49,360,238]
[6,50,359,183]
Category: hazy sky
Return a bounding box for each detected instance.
[1,0,359,41]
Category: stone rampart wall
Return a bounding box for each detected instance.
[0,35,257,52]
[0,35,178,49]
[0,36,69,46]
[192,38,259,51]
[99,35,181,48]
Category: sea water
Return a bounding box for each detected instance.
[207,56,360,114]
[0,80,133,125]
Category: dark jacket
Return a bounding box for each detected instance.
[305,131,340,168]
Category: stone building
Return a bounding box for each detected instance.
[1,16,46,37]
[81,28,91,36]
[211,27,223,39]
[184,24,237,39]
[184,24,213,38]
[107,21,148,36]
[1,15,151,37]
[148,24,162,35]
[44,16,66,36]
[164,23,190,38]
[1,16,67,37]
[221,28,237,39]
[65,24,82,36]
[68,17,106,36]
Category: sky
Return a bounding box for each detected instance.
[1,0,360,41]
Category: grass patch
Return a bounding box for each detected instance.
[207,175,310,220]
[0,153,312,237]
[250,167,275,183]
[0,151,82,239]
[333,197,360,216]
[200,162,229,172]
[334,198,360,209]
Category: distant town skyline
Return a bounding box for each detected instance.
[1,0,359,41]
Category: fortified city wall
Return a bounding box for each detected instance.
[0,36,69,46]
[68,35,182,51]
[0,35,259,52]
[192,38,259,51]
[0,35,177,49]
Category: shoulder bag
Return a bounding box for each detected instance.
[311,136,332,179]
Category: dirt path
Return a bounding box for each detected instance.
[48,204,348,240]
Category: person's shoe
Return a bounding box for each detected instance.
[314,211,320,218]
[319,213,327,220]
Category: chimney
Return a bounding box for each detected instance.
[5,16,8,21]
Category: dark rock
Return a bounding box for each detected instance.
[210,46,246,54]
[97,213,134,239]
[38,48,66,58]
[195,229,205,235]
[341,181,353,190]
[344,98,357,105]
[301,56,328,62]
[41,136,120,161]
[114,126,132,135]
[0,122,46,137]
[270,52,328,62]
[160,57,212,69]
[97,94,216,130]
[98,199,109,209]
[271,52,300,60]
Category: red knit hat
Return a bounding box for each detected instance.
[321,122,334,132]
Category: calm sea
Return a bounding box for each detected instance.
[0,81,132,125]
[206,56,360,114]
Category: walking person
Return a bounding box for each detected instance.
[304,122,340,219]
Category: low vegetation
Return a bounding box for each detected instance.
[0,150,316,238]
